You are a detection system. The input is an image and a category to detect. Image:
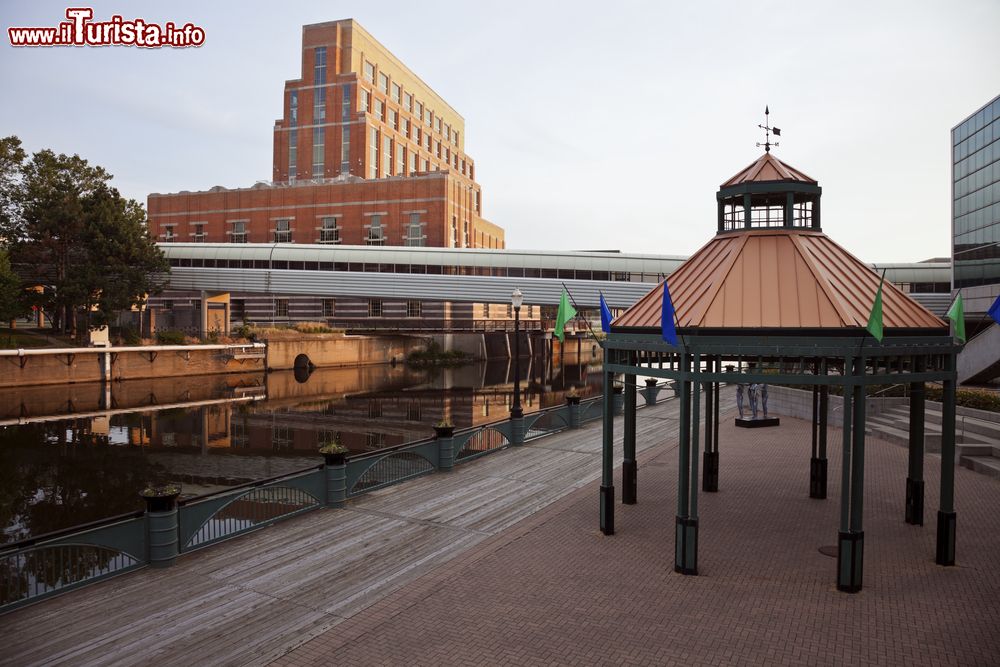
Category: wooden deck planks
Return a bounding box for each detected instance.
[0,393,720,667]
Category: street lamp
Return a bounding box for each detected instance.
[511,288,524,418]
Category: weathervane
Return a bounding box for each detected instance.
[757,106,781,153]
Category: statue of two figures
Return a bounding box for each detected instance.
[737,383,769,420]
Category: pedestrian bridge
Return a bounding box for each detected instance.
[158,243,952,311]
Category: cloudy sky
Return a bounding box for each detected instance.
[2,0,998,261]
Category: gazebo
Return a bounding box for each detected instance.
[600,151,961,592]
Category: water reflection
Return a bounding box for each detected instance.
[0,350,602,543]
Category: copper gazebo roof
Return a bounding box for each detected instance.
[613,228,945,331]
[720,153,817,187]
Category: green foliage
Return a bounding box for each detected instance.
[926,386,1000,413]
[0,135,169,334]
[318,441,348,455]
[0,328,48,349]
[155,329,186,345]
[407,340,470,367]
[0,249,28,323]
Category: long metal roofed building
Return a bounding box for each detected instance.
[152,242,951,333]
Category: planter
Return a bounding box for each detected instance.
[322,452,347,466]
[141,488,180,513]
[566,396,581,405]
[612,386,624,395]
[434,426,455,439]
[645,378,658,387]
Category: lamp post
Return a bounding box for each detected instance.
[511,288,523,418]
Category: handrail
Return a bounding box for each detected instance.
[0,342,265,358]
[178,463,324,506]
[0,509,145,553]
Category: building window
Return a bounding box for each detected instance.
[232,298,246,322]
[454,130,459,146]
[367,215,386,246]
[368,400,382,418]
[312,127,324,177]
[409,151,417,174]
[403,92,412,112]
[390,82,401,104]
[359,89,370,113]
[451,216,458,247]
[383,136,392,177]
[319,216,340,244]
[340,126,350,175]
[289,90,298,126]
[415,101,423,121]
[288,129,297,181]
[314,47,327,85]
[363,60,375,83]
[274,218,292,243]
[191,223,206,242]
[407,301,422,318]
[424,108,432,127]
[366,432,386,449]
[163,227,175,242]
[377,72,389,94]
[276,299,289,318]
[313,87,326,123]
[341,84,352,120]
[230,221,247,243]
[374,99,384,122]
[402,118,410,139]
[463,220,469,247]
[406,402,421,421]
[323,298,335,317]
[370,128,379,179]
[368,299,383,317]
[397,145,405,176]
[405,213,425,246]
[435,116,442,134]
[389,109,398,131]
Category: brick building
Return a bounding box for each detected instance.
[148,19,503,250]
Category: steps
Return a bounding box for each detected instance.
[865,403,1000,480]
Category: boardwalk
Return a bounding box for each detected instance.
[5,389,1000,665]
[0,392,704,667]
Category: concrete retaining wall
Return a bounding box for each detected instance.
[1,346,265,388]
[262,333,426,370]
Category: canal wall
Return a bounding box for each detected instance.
[261,333,426,370]
[0,344,266,389]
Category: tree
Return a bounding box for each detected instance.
[0,136,168,334]
[0,249,27,324]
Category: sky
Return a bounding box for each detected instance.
[1,0,999,262]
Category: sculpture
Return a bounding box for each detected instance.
[761,383,769,418]
[748,383,759,419]
[736,384,745,419]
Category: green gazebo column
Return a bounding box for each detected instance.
[675,353,698,575]
[811,360,829,499]
[936,354,957,566]
[714,356,720,486]
[623,355,638,505]
[906,356,926,525]
[838,357,865,593]
[600,367,615,536]
[702,354,717,492]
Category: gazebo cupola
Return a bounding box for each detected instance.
[717,152,821,233]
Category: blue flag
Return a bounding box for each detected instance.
[661,280,678,346]
[599,293,613,333]
[989,294,1000,326]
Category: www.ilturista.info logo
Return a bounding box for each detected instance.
[8,7,205,48]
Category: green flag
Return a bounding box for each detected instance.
[946,294,966,343]
[554,289,577,342]
[866,270,886,342]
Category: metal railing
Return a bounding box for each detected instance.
[0,381,676,614]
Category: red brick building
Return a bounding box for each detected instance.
[148,19,503,250]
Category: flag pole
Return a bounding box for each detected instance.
[560,282,603,345]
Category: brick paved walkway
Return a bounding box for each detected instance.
[274,413,1000,666]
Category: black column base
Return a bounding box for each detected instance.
[836,530,864,593]
[702,451,719,492]
[674,516,699,575]
[600,485,615,535]
[905,477,924,526]
[936,510,956,566]
[622,459,637,505]
[809,457,828,499]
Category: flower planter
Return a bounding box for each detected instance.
[566,396,581,405]
[141,488,180,513]
[434,426,455,439]
[322,452,347,466]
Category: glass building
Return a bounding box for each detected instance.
[952,93,1000,316]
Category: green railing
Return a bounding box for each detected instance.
[0,382,676,614]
